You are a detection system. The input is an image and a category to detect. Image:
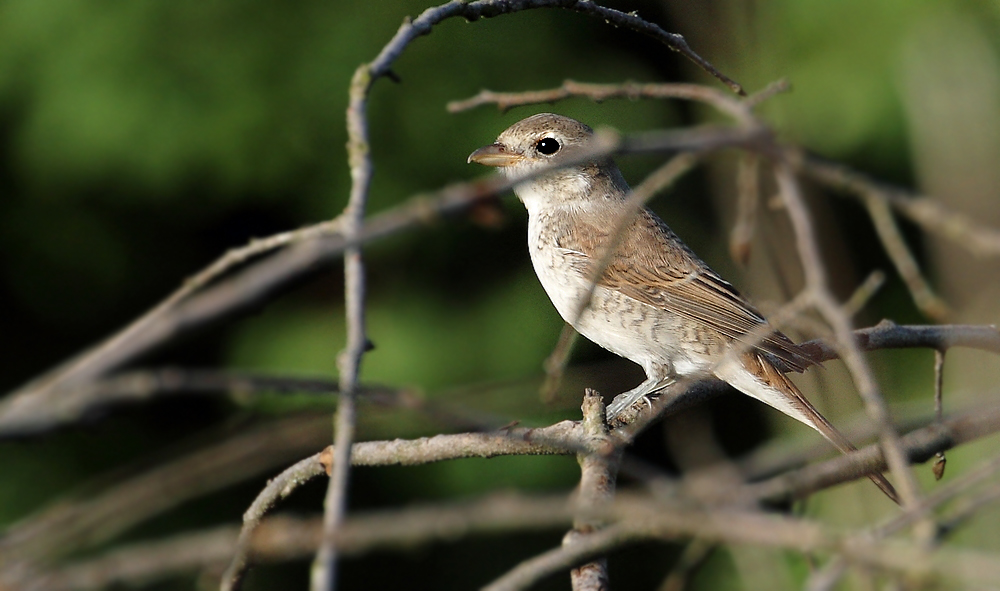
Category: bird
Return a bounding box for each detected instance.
[468,113,898,503]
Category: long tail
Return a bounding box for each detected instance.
[718,352,900,505]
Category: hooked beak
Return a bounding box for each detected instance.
[467,143,523,167]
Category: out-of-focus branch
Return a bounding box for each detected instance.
[861,193,950,320]
[730,152,760,266]
[741,399,1000,503]
[807,452,1000,591]
[0,369,350,438]
[3,219,343,414]
[0,414,331,569]
[773,163,920,508]
[795,153,1000,258]
[657,540,715,591]
[482,492,1000,591]
[9,402,1000,591]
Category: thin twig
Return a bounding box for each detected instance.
[10,403,1000,591]
[807,451,1000,591]
[4,220,343,407]
[221,421,587,589]
[312,61,371,591]
[449,80,749,119]
[0,415,332,567]
[862,193,950,320]
[773,163,924,509]
[796,154,1000,258]
[841,270,886,318]
[730,152,760,266]
[657,540,716,591]
[933,349,947,480]
[740,399,1000,503]
[222,452,329,591]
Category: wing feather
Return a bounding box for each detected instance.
[562,208,816,372]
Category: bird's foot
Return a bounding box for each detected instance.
[605,377,674,426]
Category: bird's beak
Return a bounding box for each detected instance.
[467,143,523,167]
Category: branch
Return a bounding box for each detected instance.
[796,153,1000,258]
[0,414,331,568]
[740,399,1000,503]
[10,401,1000,590]
[565,391,620,590]
[0,369,350,438]
[774,163,919,507]
[449,80,751,118]
[221,421,586,590]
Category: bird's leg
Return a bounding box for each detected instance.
[606,367,674,421]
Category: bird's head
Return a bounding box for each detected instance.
[468,113,626,210]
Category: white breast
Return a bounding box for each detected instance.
[524,210,708,378]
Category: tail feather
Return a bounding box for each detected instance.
[730,352,900,505]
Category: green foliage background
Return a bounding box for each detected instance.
[1,0,999,589]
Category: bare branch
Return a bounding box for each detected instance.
[0,369,347,438]
[312,61,371,590]
[730,152,760,266]
[11,402,1000,591]
[774,162,921,507]
[449,80,750,118]
[0,415,331,567]
[795,321,1000,362]
[796,154,1000,258]
[861,192,950,320]
[741,399,1000,503]
[565,391,620,590]
[222,452,329,591]
[222,421,586,589]
[841,270,886,318]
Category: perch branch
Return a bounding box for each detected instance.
[565,391,620,590]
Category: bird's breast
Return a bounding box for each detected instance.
[526,211,710,376]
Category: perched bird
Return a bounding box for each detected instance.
[468,113,898,503]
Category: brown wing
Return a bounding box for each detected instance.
[563,208,816,373]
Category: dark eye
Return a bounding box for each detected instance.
[536,137,560,155]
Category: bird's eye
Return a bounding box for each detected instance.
[536,137,561,155]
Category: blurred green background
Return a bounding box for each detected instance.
[1,0,999,589]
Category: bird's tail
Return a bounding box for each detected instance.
[717,352,900,505]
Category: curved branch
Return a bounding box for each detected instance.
[222,421,586,590]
